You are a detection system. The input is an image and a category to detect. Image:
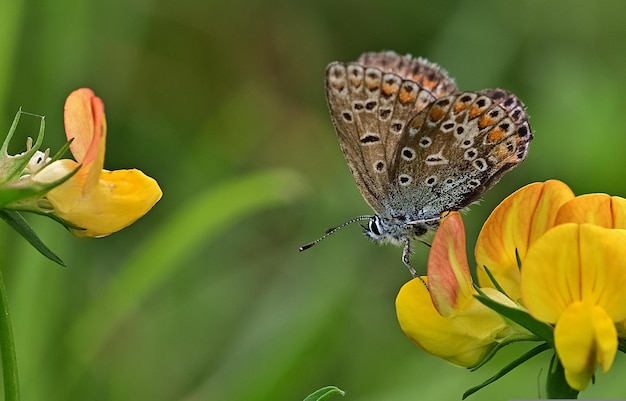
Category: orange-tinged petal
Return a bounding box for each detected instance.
[396,278,511,367]
[64,88,106,193]
[45,168,162,237]
[428,212,473,317]
[476,180,575,301]
[522,224,626,323]
[555,193,626,229]
[554,302,617,391]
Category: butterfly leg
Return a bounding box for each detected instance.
[401,240,416,277]
[402,239,428,287]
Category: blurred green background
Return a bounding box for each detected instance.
[0,0,625,400]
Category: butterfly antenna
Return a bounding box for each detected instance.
[299,215,373,252]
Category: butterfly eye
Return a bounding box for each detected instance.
[368,217,382,236]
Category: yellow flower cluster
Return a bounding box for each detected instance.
[396,180,626,391]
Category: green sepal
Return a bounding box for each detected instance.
[469,337,542,371]
[618,337,626,354]
[474,289,554,346]
[35,211,84,231]
[0,110,45,186]
[0,162,80,210]
[46,137,73,165]
[303,386,345,401]
[546,352,579,399]
[480,265,513,300]
[462,343,550,399]
[0,210,65,266]
[0,185,49,209]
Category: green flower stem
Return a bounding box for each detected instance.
[0,268,20,401]
[546,352,578,399]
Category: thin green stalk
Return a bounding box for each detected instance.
[546,352,578,399]
[0,268,20,401]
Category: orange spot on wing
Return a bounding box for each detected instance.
[454,103,468,114]
[469,106,483,119]
[488,128,505,143]
[421,78,435,91]
[478,115,495,129]
[410,115,425,131]
[429,107,445,121]
[494,143,518,163]
[332,83,345,91]
[349,76,362,87]
[399,89,416,104]
[366,80,379,91]
[382,83,397,96]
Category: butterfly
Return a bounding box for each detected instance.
[300,51,533,278]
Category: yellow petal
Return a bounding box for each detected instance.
[521,224,580,322]
[45,168,162,237]
[579,226,626,321]
[556,193,626,229]
[522,224,626,323]
[427,212,473,317]
[64,88,106,193]
[476,180,574,301]
[555,302,617,391]
[396,278,511,367]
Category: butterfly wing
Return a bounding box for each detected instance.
[387,89,533,221]
[356,51,458,99]
[325,51,458,213]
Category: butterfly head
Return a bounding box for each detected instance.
[362,214,434,246]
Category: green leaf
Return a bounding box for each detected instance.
[0,210,65,266]
[546,352,579,399]
[474,291,554,345]
[303,386,346,401]
[463,343,550,399]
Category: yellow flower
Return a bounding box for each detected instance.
[35,88,162,237]
[396,212,521,367]
[475,180,626,390]
[398,180,626,392]
[522,223,626,390]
